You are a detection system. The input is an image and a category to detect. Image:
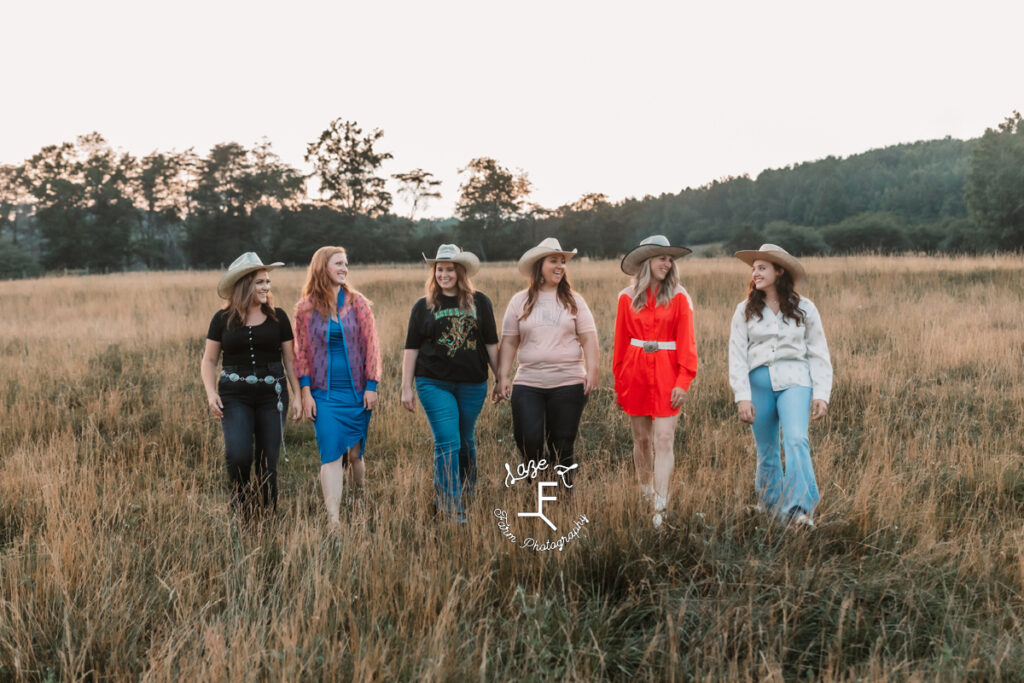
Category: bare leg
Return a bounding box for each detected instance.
[629,416,654,498]
[345,443,365,489]
[320,458,345,526]
[652,414,681,506]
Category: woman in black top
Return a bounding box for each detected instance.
[401,244,499,522]
[200,252,300,514]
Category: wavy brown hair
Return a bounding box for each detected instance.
[301,246,351,318]
[520,256,579,320]
[223,270,278,329]
[425,262,476,314]
[744,264,806,326]
[631,258,679,312]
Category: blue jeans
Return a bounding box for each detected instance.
[415,377,488,519]
[749,365,819,518]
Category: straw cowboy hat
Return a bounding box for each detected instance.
[620,235,692,275]
[217,252,284,299]
[734,243,807,289]
[424,244,480,277]
[517,237,577,277]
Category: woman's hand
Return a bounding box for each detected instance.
[290,398,302,422]
[584,368,599,395]
[302,391,317,421]
[363,389,378,411]
[401,385,417,412]
[811,399,828,421]
[669,387,687,410]
[737,400,755,424]
[493,377,513,403]
[207,391,223,419]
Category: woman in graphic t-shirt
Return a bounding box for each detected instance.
[495,238,599,489]
[401,244,499,522]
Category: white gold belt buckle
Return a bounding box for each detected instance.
[642,341,659,353]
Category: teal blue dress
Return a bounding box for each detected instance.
[310,307,374,464]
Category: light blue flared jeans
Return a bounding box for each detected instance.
[749,365,819,518]
[415,377,488,520]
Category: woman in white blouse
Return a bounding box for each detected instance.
[728,244,832,527]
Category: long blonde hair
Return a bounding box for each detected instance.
[631,258,679,311]
[425,262,476,314]
[302,246,351,318]
[223,270,277,329]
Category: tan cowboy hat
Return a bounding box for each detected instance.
[620,235,692,275]
[734,243,807,288]
[217,252,284,299]
[424,243,480,277]
[517,237,577,277]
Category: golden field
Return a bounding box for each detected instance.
[1,255,1023,680]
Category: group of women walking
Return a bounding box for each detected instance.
[200,236,832,530]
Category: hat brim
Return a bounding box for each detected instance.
[734,250,807,288]
[424,253,480,277]
[217,262,284,299]
[620,245,691,276]
[517,247,578,277]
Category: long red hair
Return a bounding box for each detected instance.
[301,246,351,318]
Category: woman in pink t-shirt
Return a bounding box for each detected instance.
[495,238,600,487]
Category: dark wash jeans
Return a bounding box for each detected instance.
[219,364,288,513]
[510,383,588,487]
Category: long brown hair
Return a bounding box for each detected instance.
[223,270,278,329]
[520,256,579,320]
[302,246,351,318]
[630,258,679,312]
[425,262,476,314]
[744,264,806,325]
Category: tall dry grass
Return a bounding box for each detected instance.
[1,255,1023,680]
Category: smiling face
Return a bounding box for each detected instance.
[649,254,674,282]
[540,254,567,288]
[434,262,459,294]
[252,270,271,305]
[326,252,348,287]
[751,259,783,292]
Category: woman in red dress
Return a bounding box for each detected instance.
[613,235,698,529]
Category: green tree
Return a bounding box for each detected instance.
[133,149,198,268]
[965,111,1024,249]
[761,221,829,256]
[455,157,531,258]
[306,118,393,217]
[20,133,136,270]
[393,168,442,219]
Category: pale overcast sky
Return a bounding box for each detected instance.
[2,0,1020,217]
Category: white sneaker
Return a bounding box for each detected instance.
[652,513,664,530]
[792,512,815,529]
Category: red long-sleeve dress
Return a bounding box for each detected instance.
[613,285,698,417]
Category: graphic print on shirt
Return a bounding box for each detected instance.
[532,299,564,327]
[434,308,478,358]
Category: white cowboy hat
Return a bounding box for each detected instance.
[423,244,480,277]
[734,243,807,288]
[217,252,284,299]
[620,235,692,275]
[517,237,577,277]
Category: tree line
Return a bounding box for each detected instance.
[1,113,1022,278]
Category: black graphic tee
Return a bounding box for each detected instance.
[404,292,499,383]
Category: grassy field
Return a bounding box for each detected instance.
[1,255,1023,680]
